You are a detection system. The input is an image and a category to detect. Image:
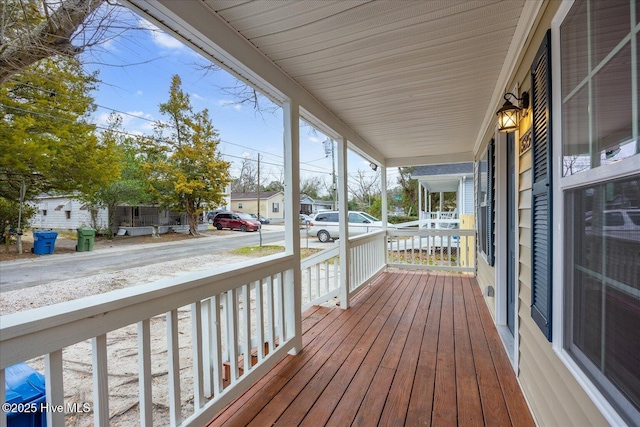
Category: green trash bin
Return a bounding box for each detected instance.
[76,227,96,252]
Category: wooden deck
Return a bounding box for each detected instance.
[208,271,535,426]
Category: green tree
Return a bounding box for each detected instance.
[397,167,418,216]
[0,0,113,85]
[82,114,153,236]
[0,56,120,210]
[139,75,231,236]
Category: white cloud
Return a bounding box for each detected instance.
[191,92,205,101]
[139,19,185,50]
[241,152,251,159]
[308,136,320,143]
[218,99,242,111]
[135,90,143,96]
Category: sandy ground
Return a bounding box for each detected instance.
[1,229,331,426]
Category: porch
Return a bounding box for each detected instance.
[208,270,535,427]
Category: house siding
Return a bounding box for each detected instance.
[230,194,285,220]
[32,197,108,231]
[507,3,608,424]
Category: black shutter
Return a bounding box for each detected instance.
[531,30,553,341]
[487,139,495,266]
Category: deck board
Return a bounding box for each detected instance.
[208,271,536,427]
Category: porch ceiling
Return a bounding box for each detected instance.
[125,0,539,166]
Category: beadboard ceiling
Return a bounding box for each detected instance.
[126,0,536,166]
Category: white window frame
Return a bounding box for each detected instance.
[551,1,640,425]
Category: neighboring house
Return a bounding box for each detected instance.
[230,191,285,221]
[299,195,333,215]
[31,195,108,231]
[411,162,475,219]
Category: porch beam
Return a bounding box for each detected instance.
[386,151,473,168]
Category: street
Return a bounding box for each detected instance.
[0,229,287,292]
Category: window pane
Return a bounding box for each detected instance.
[566,174,640,422]
[561,0,588,98]
[562,85,590,176]
[590,0,630,66]
[593,43,634,165]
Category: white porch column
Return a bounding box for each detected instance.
[381,165,388,266]
[418,181,422,220]
[337,137,350,309]
[283,100,302,353]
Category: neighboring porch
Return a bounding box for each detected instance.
[208,270,534,427]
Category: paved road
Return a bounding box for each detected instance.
[0,229,287,292]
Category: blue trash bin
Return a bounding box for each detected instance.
[32,230,58,255]
[4,363,47,427]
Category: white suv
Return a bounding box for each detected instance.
[308,211,384,242]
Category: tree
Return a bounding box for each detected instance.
[231,157,260,193]
[300,176,325,199]
[0,0,111,85]
[82,113,152,236]
[1,55,120,205]
[348,169,381,211]
[397,167,418,216]
[138,75,231,236]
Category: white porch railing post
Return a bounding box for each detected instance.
[337,136,350,308]
[283,99,302,354]
[137,320,153,426]
[45,349,64,427]
[92,334,109,426]
[0,368,5,427]
[167,309,181,426]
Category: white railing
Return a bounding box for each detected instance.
[300,246,340,311]
[348,230,387,297]
[0,254,297,427]
[387,228,475,273]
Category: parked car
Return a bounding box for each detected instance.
[249,213,270,224]
[207,209,224,224]
[299,214,312,226]
[308,211,385,242]
[212,211,261,232]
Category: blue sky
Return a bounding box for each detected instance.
[82,8,386,194]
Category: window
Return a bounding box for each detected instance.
[559,1,640,423]
[65,211,71,220]
[238,203,243,209]
[272,203,279,213]
[42,210,47,216]
[477,140,495,266]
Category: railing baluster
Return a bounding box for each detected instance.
[241,284,251,375]
[92,334,109,427]
[255,280,265,361]
[45,350,64,427]
[276,273,286,342]
[226,289,239,383]
[212,294,223,395]
[167,309,182,426]
[137,320,153,426]
[0,368,5,427]
[191,301,204,409]
[202,298,213,398]
[266,276,275,352]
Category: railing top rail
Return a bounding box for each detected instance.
[348,229,386,246]
[300,246,340,269]
[1,253,295,368]
[389,229,475,237]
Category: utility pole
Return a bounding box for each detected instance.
[257,153,262,247]
[17,178,25,254]
[323,139,337,210]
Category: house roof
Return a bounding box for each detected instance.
[124,0,541,167]
[231,191,283,200]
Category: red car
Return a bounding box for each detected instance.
[212,211,261,232]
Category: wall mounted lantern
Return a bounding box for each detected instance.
[496,91,529,133]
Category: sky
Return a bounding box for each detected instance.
[81,6,389,196]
